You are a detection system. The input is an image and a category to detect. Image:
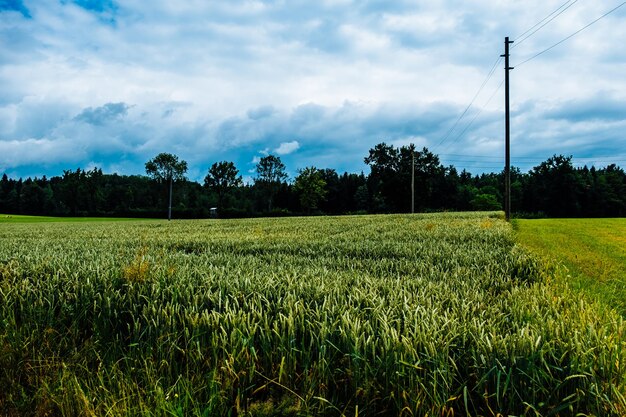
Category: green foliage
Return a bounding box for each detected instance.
[470,193,501,211]
[364,143,448,212]
[255,155,288,211]
[293,167,327,213]
[204,161,243,209]
[525,155,582,217]
[1,213,625,416]
[1,149,625,218]
[57,168,105,215]
[145,153,189,220]
[145,153,188,182]
[255,155,287,185]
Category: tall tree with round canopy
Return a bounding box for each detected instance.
[145,153,188,220]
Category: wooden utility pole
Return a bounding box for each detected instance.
[411,147,415,214]
[168,175,173,221]
[502,37,514,221]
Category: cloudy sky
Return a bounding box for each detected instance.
[1,0,625,181]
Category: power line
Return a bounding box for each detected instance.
[439,153,623,160]
[513,0,576,40]
[440,154,626,162]
[568,156,626,161]
[446,165,502,170]
[431,56,502,152]
[441,154,626,160]
[440,79,505,153]
[440,154,509,159]
[441,158,626,165]
[515,2,626,67]
[432,3,625,170]
[571,160,626,164]
[512,0,579,48]
[438,161,626,172]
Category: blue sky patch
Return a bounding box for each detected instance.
[72,0,116,13]
[0,0,30,17]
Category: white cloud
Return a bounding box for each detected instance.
[0,138,85,170]
[1,0,625,179]
[274,140,300,155]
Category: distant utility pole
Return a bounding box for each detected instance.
[502,37,514,221]
[411,146,415,214]
[168,175,173,221]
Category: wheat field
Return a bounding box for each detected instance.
[1,213,624,416]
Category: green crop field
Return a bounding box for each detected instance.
[1,213,625,416]
[0,214,152,223]
[515,218,626,315]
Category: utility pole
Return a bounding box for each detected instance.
[411,145,415,214]
[168,174,173,221]
[502,37,514,221]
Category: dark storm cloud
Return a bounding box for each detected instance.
[545,95,626,123]
[74,103,130,125]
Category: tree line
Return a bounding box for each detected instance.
[1,143,624,218]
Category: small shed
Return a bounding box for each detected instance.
[209,207,218,218]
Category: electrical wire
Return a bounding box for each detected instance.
[431,56,502,152]
[431,2,625,170]
[438,161,626,172]
[512,0,579,48]
[440,79,505,153]
[440,154,626,161]
[515,2,626,67]
[441,158,626,164]
[439,153,622,161]
[513,0,576,40]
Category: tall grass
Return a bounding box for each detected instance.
[1,213,624,416]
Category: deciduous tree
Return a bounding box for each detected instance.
[255,155,287,211]
[293,167,327,213]
[204,161,242,209]
[145,153,188,220]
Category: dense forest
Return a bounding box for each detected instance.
[1,143,625,218]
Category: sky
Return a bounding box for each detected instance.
[1,0,625,182]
